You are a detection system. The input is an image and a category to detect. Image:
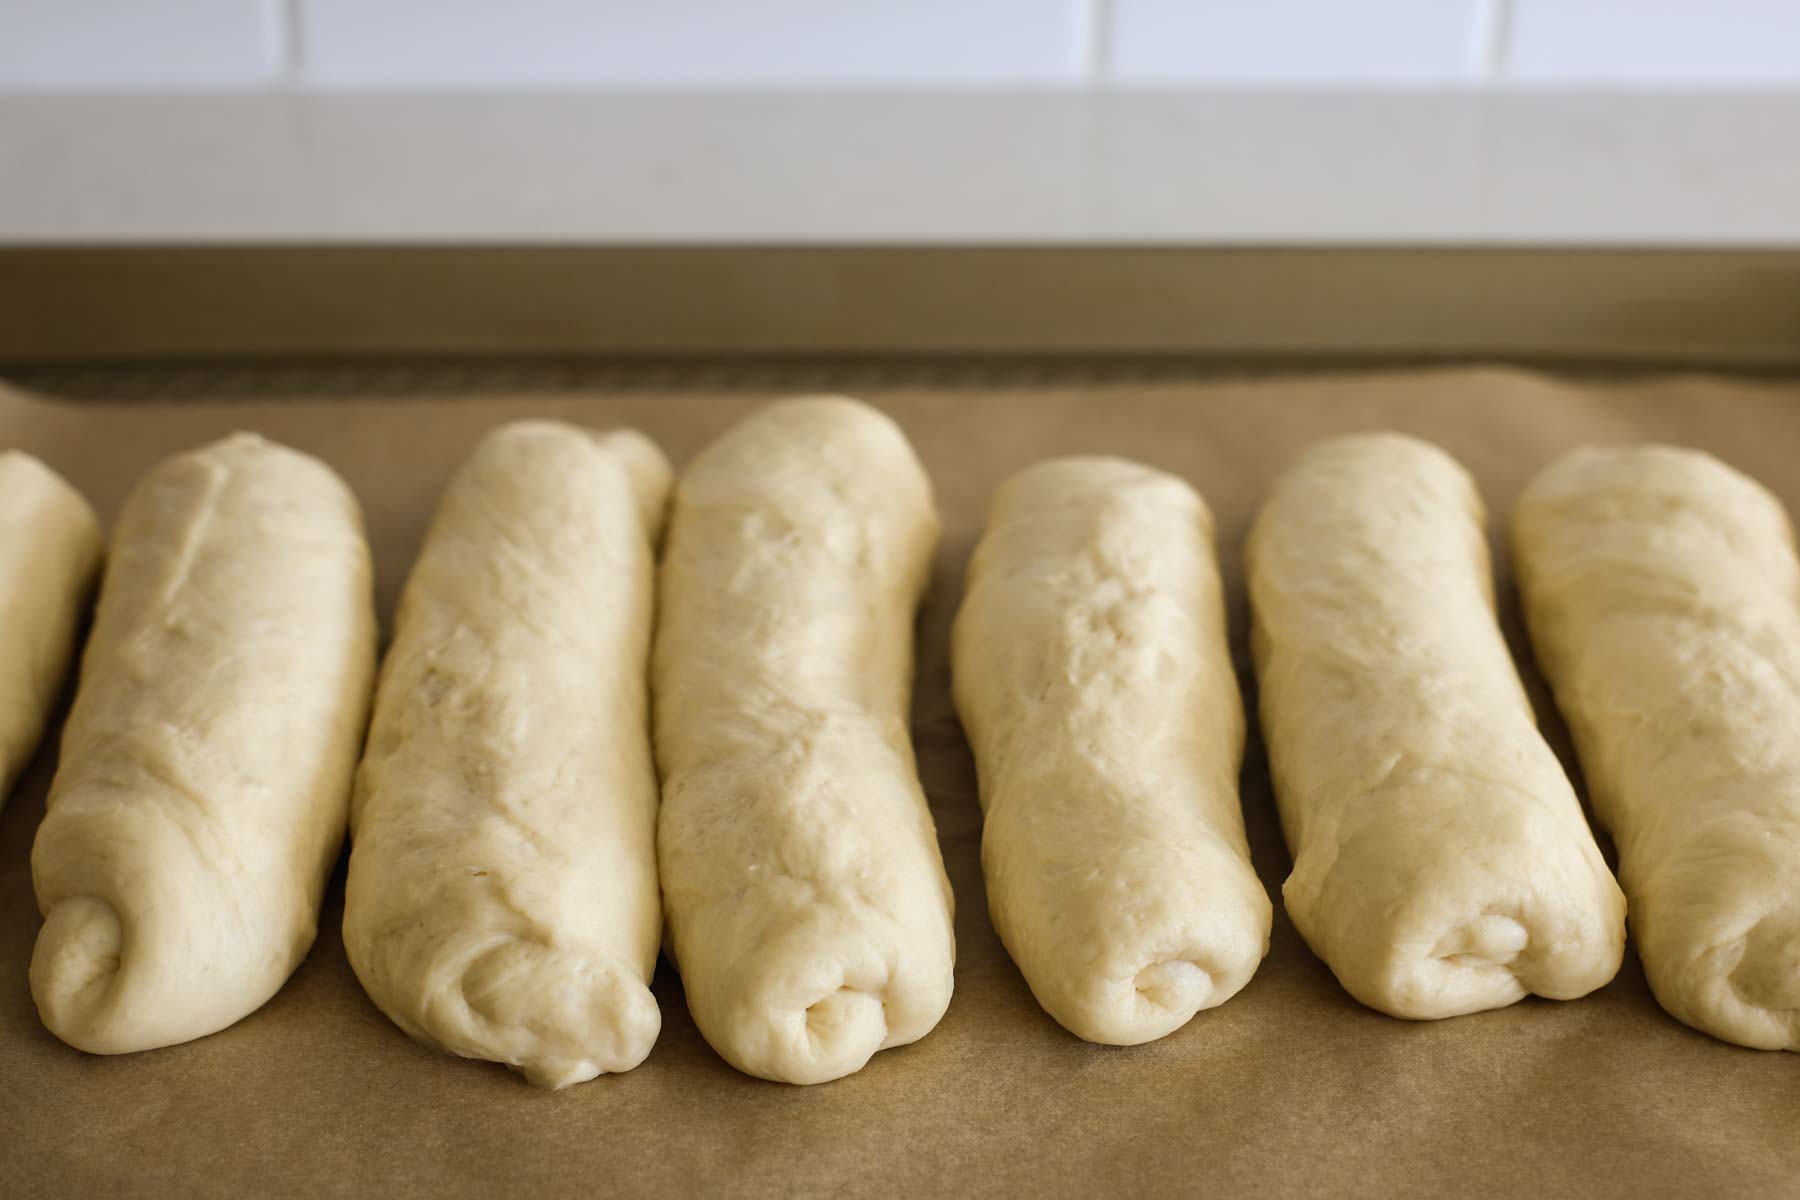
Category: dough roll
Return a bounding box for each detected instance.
[654,397,955,1085]
[31,433,377,1054]
[344,422,672,1087]
[1246,433,1625,1019]
[952,457,1270,1044]
[1513,446,1800,1050]
[0,452,102,804]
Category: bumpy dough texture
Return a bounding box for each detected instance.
[30,433,377,1054]
[1247,433,1625,1019]
[952,457,1271,1044]
[344,422,672,1087]
[0,452,102,804]
[1514,445,1800,1051]
[654,396,956,1085]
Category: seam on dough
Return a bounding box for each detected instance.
[152,458,229,612]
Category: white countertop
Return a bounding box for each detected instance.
[2,90,1798,246]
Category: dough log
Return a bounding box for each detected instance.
[952,457,1271,1044]
[654,397,955,1085]
[1514,446,1800,1050]
[0,452,102,804]
[344,422,671,1087]
[31,434,377,1054]
[1246,433,1625,1019]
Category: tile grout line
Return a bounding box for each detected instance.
[276,0,305,88]
[1080,0,1115,85]
[1474,0,1514,82]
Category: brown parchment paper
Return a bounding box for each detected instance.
[0,366,1795,1200]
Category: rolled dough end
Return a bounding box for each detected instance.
[725,982,894,1086]
[1063,938,1263,1048]
[1649,906,1800,1052]
[1285,860,1626,1022]
[711,947,953,1086]
[1020,879,1272,1047]
[30,895,127,1054]
[797,985,891,1078]
[1133,959,1214,1015]
[1732,908,1800,1013]
[413,937,662,1086]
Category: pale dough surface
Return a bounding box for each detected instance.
[1247,433,1625,1019]
[31,433,377,1054]
[1514,445,1800,1050]
[345,421,671,1087]
[952,456,1270,1044]
[0,451,101,804]
[654,396,956,1085]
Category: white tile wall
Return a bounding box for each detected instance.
[1107,0,1489,85]
[0,0,286,87]
[1506,0,1800,84]
[2,0,1799,90]
[298,0,1086,86]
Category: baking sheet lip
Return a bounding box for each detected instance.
[9,242,1796,367]
[10,352,1800,408]
[5,240,1800,256]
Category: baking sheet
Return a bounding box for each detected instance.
[10,247,1800,366]
[0,365,1795,1199]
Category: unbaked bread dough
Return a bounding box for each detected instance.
[344,421,671,1087]
[0,452,101,805]
[1246,433,1625,1019]
[1513,445,1800,1051]
[31,433,377,1054]
[654,396,956,1084]
[952,456,1271,1044]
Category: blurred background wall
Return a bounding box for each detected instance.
[3,0,1797,91]
[5,0,1799,307]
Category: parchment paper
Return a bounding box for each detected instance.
[0,366,1794,1199]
